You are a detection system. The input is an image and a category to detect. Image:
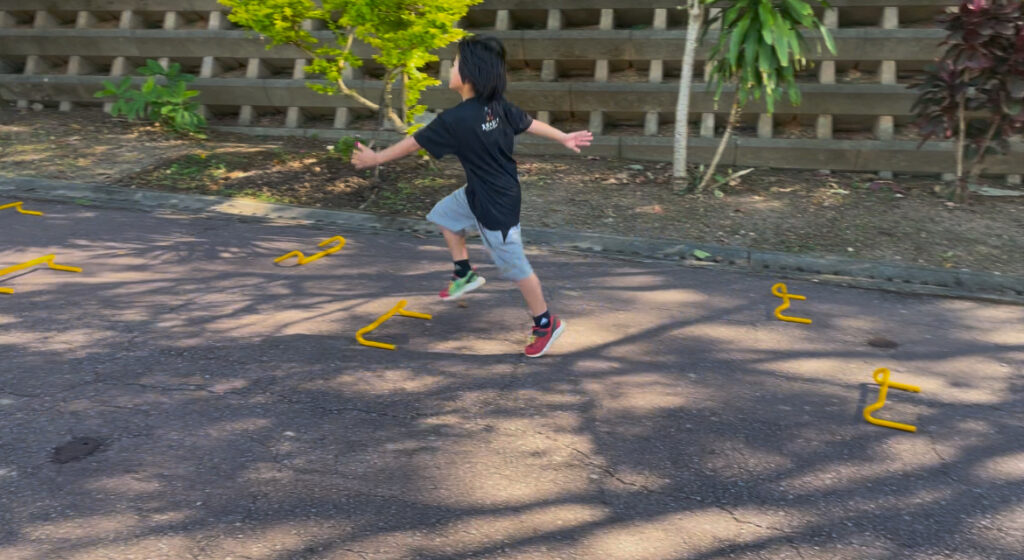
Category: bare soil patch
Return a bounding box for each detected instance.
[3,107,1022,276]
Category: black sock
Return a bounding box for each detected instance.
[533,310,551,329]
[454,259,471,278]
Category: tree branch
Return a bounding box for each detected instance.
[696,91,742,192]
[289,33,394,122]
[706,167,754,191]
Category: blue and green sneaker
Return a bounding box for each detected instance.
[440,270,486,301]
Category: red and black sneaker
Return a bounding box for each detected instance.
[524,316,566,358]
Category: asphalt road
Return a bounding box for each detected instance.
[1,200,1022,560]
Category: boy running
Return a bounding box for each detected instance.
[352,35,593,357]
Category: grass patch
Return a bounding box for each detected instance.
[222,188,295,205]
[151,153,236,189]
[374,182,418,213]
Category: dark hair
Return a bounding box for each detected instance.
[456,35,507,104]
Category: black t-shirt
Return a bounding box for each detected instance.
[414,96,533,235]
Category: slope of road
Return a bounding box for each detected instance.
[1,201,1022,560]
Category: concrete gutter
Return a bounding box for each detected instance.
[3,176,1022,305]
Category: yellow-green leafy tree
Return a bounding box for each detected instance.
[220,0,481,133]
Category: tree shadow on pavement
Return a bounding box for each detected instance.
[1,202,1022,559]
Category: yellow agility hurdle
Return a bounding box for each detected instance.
[275,236,346,266]
[0,254,82,294]
[863,367,921,433]
[356,300,432,350]
[771,282,812,324]
[0,201,44,216]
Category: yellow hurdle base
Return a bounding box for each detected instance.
[356,300,432,351]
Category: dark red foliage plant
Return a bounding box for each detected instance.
[909,0,1024,201]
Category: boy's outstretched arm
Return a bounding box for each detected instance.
[351,137,422,170]
[526,120,594,153]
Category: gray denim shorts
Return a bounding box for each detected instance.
[426,186,534,282]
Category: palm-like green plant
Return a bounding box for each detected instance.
[697,0,836,192]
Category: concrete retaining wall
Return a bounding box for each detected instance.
[2,0,1021,179]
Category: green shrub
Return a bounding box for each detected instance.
[94,59,207,137]
[331,136,364,159]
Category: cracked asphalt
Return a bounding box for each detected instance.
[1,199,1022,560]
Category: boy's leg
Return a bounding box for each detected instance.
[426,187,486,301]
[516,273,547,317]
[479,224,565,357]
[441,226,469,262]
[437,225,485,300]
[519,272,564,358]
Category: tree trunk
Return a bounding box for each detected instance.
[324,36,406,133]
[955,96,965,179]
[290,27,408,132]
[401,72,408,124]
[696,91,741,192]
[329,33,384,114]
[380,70,395,130]
[954,95,967,202]
[672,0,704,191]
[962,117,1002,203]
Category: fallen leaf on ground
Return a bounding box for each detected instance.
[634,204,664,214]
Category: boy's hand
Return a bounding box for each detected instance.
[351,141,379,170]
[561,130,594,153]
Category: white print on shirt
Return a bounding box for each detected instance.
[481,106,500,132]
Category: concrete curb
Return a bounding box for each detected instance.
[4,176,1023,305]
